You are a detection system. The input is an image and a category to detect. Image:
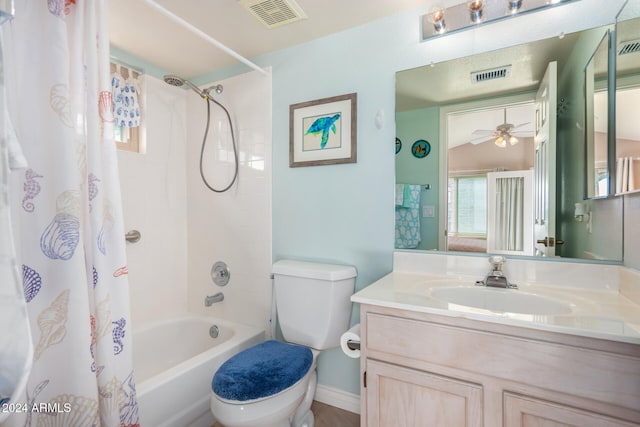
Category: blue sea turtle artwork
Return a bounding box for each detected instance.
[305,113,341,149]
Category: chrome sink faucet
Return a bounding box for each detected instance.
[476,256,518,289]
[205,292,224,306]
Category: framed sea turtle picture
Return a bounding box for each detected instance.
[289,93,357,167]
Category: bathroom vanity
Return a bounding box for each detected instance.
[352,252,640,427]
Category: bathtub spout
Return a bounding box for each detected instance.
[205,292,224,306]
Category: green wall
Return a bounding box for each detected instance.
[395,107,440,250]
[557,24,623,260]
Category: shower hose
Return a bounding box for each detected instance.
[200,97,239,193]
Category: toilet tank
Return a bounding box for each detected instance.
[272,260,357,350]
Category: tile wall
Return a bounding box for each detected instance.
[118,69,272,333]
[118,75,189,328]
[185,70,273,334]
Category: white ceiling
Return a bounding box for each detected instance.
[108,0,438,78]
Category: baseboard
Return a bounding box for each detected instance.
[314,384,360,415]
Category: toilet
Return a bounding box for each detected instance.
[210,259,357,427]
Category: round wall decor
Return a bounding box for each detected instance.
[395,137,402,154]
[411,139,431,158]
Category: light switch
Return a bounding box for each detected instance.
[423,205,435,218]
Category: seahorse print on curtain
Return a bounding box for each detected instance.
[4,1,139,426]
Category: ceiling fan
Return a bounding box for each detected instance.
[470,108,531,148]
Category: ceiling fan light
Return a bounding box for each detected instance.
[495,135,506,148]
[509,135,519,145]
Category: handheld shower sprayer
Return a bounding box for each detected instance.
[163,75,224,99]
[163,74,204,98]
[162,74,238,193]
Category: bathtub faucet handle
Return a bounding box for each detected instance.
[211,261,231,286]
[205,292,224,307]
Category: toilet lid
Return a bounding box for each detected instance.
[212,340,313,402]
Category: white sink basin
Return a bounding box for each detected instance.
[429,286,572,315]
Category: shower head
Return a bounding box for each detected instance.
[163,74,205,98]
[163,74,184,87]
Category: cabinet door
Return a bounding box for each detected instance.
[366,360,483,427]
[504,393,638,427]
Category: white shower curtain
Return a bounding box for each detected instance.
[616,156,636,193]
[4,1,139,426]
[494,177,524,252]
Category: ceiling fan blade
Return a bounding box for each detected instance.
[510,130,535,136]
[470,135,495,145]
[471,129,496,136]
[512,122,531,129]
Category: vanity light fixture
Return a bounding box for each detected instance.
[468,0,484,23]
[421,0,579,41]
[428,6,446,34]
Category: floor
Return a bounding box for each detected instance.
[212,400,360,427]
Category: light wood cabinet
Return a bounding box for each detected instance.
[503,393,638,427]
[359,305,640,427]
[366,360,483,427]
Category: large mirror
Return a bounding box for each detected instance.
[585,31,612,199]
[395,22,624,262]
[614,3,640,195]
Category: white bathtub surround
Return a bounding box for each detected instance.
[352,251,640,344]
[118,76,189,327]
[186,69,273,334]
[133,316,263,427]
[117,69,272,334]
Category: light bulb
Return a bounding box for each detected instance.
[468,0,484,22]
[508,135,519,145]
[495,136,506,148]
[428,7,446,33]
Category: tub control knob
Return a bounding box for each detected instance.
[211,261,230,286]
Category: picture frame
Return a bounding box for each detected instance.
[289,93,357,167]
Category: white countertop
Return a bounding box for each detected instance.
[352,271,640,345]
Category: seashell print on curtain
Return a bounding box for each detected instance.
[3,1,139,426]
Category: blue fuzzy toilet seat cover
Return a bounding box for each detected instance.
[212,340,313,402]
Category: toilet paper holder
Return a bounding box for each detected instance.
[346,340,360,351]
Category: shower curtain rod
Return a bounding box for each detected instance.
[141,0,268,76]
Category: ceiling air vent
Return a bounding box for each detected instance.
[470,65,512,83]
[618,39,640,56]
[240,0,307,29]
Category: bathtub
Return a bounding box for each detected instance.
[132,316,264,427]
